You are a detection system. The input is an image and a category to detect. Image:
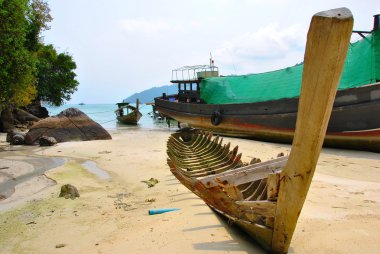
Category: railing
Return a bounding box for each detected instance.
[171,65,219,81]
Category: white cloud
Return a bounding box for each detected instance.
[44,0,376,103]
[119,18,184,36]
[214,23,307,74]
[249,0,290,4]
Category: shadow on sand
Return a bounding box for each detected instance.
[184,210,267,253]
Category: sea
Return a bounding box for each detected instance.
[44,103,177,131]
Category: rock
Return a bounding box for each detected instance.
[39,136,57,146]
[59,184,80,199]
[1,108,39,133]
[0,108,15,132]
[26,100,49,118]
[55,244,66,248]
[250,157,262,164]
[11,133,25,145]
[6,131,12,142]
[277,152,285,157]
[141,178,159,188]
[14,123,29,131]
[6,130,26,145]
[14,108,40,123]
[25,108,112,145]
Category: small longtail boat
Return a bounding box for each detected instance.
[115,99,142,125]
[167,8,353,253]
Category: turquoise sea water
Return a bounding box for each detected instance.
[45,103,177,130]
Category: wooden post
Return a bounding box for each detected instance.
[271,8,353,254]
[136,98,140,111]
[267,173,280,201]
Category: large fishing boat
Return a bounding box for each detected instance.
[155,14,380,153]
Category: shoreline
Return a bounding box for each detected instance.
[0,130,380,253]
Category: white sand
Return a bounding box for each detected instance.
[0,130,379,253]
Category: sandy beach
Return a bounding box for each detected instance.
[1,129,380,254]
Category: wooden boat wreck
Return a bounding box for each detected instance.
[167,8,353,253]
[155,14,380,153]
[115,99,142,125]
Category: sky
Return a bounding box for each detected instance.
[43,0,379,104]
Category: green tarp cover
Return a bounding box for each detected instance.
[200,30,379,104]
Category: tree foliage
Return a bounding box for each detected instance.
[0,0,37,108]
[25,0,52,51]
[36,44,79,106]
[0,0,78,110]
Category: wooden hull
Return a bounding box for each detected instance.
[167,130,288,252]
[156,83,380,152]
[116,111,142,125]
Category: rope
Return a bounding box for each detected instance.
[88,104,148,114]
[100,119,117,124]
[86,110,116,114]
[48,110,116,115]
[49,104,150,116]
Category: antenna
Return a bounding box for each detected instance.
[210,52,215,70]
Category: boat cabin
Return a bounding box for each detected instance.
[116,102,137,116]
[170,64,219,103]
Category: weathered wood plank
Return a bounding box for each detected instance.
[266,217,275,228]
[267,173,280,201]
[271,8,353,254]
[236,201,276,217]
[199,157,287,188]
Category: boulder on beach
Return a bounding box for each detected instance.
[0,108,15,132]
[1,108,40,132]
[59,184,80,199]
[25,108,112,145]
[39,136,57,146]
[6,130,26,145]
[14,108,40,123]
[26,100,49,119]
[6,130,29,145]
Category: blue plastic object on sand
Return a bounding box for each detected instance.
[148,208,180,215]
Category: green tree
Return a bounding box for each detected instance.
[0,0,37,109]
[36,44,79,106]
[25,0,52,51]
[0,0,78,110]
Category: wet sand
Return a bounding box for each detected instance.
[0,149,65,201]
[0,130,379,253]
